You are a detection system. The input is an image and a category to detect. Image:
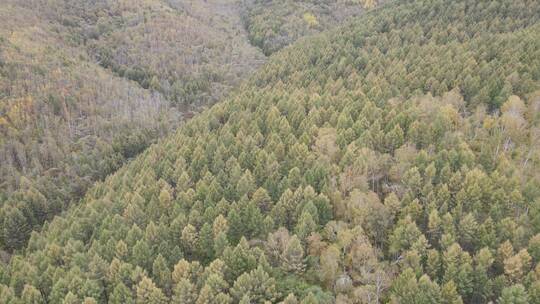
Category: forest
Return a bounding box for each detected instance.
[242,0,377,55]
[1,0,540,303]
[0,0,266,253]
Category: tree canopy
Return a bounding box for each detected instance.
[0,0,266,252]
[1,0,540,303]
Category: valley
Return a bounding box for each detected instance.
[1,0,540,303]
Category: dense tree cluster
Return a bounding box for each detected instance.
[1,0,540,303]
[0,1,178,252]
[27,0,266,106]
[242,0,378,55]
[0,0,266,252]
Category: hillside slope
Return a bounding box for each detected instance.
[0,0,265,252]
[0,2,178,252]
[1,0,540,303]
[242,0,379,55]
[20,0,266,106]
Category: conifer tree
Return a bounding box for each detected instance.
[132,239,152,271]
[3,207,30,251]
[441,281,463,304]
[171,279,197,304]
[281,293,299,304]
[230,266,278,303]
[152,254,172,294]
[109,282,135,304]
[498,284,529,304]
[21,284,44,304]
[282,235,305,274]
[136,276,168,304]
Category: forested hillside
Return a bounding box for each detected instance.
[0,1,179,252]
[0,0,265,252]
[242,0,378,55]
[1,0,540,303]
[28,0,266,105]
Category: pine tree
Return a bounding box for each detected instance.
[389,215,423,255]
[152,254,172,294]
[226,208,243,243]
[442,243,473,299]
[390,268,419,303]
[319,245,340,288]
[21,284,44,304]
[241,200,265,239]
[230,266,278,303]
[64,291,80,304]
[132,239,153,271]
[472,248,494,302]
[426,249,441,281]
[237,170,256,198]
[441,281,463,304]
[498,284,529,304]
[196,273,229,304]
[214,292,233,304]
[504,253,525,283]
[83,298,98,304]
[282,235,305,274]
[198,223,215,263]
[49,277,69,304]
[281,293,299,304]
[212,215,229,238]
[213,232,229,257]
[109,282,135,304]
[181,224,198,257]
[428,209,442,243]
[3,206,30,251]
[295,211,317,242]
[172,259,191,284]
[116,240,128,260]
[529,281,540,304]
[458,213,478,251]
[417,275,442,304]
[239,294,251,304]
[252,187,273,212]
[300,292,319,304]
[159,187,173,210]
[171,279,197,304]
[223,237,258,281]
[136,276,168,304]
[385,124,404,152]
[528,234,540,262]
